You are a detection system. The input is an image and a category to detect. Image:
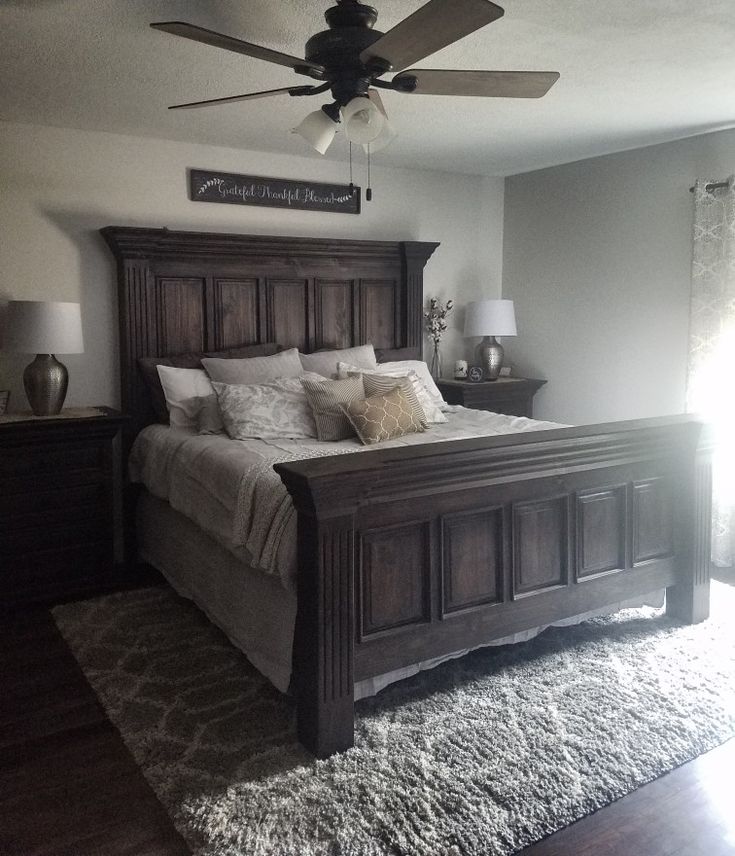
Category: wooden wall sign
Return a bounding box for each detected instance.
[189,169,361,215]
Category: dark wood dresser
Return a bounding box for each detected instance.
[0,407,127,611]
[437,377,547,417]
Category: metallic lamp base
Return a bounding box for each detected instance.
[23,354,69,416]
[477,336,504,381]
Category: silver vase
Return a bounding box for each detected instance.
[478,336,504,381]
[23,353,69,416]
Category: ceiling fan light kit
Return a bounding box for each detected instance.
[341,96,385,145]
[152,0,559,197]
[293,107,340,155]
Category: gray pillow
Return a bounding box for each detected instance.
[299,344,377,379]
[202,347,303,384]
[139,342,280,423]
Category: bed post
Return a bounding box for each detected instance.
[667,436,713,624]
[274,459,361,758]
[294,510,356,757]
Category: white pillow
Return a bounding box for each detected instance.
[376,360,448,411]
[202,347,303,385]
[299,344,377,379]
[212,372,324,441]
[156,365,223,432]
[337,361,448,424]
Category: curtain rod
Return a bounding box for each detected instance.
[688,180,729,194]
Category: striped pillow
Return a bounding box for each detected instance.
[301,375,366,441]
[358,373,429,429]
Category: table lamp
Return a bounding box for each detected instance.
[3,300,84,415]
[464,299,517,380]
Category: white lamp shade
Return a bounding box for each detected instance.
[4,300,84,354]
[293,109,338,155]
[464,299,517,337]
[342,96,385,144]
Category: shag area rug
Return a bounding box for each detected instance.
[54,584,735,856]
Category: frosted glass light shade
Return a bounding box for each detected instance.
[4,300,84,354]
[464,299,517,338]
[342,96,384,144]
[293,109,338,155]
[363,118,397,153]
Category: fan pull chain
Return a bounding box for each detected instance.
[366,143,372,202]
[349,142,355,196]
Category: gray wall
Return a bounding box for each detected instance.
[502,128,735,424]
[0,121,503,411]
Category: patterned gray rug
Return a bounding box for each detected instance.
[54,583,735,856]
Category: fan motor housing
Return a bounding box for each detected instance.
[305,27,384,72]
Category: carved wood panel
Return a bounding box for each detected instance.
[156,277,206,355]
[441,507,504,615]
[211,278,260,349]
[358,521,431,638]
[512,496,569,597]
[315,280,354,350]
[265,279,311,352]
[575,486,627,580]
[359,280,397,350]
[633,478,674,563]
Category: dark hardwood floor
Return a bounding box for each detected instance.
[1,583,733,856]
[0,610,189,856]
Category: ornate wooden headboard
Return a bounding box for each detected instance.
[101,227,439,441]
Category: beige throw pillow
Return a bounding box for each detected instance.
[356,372,428,428]
[342,385,426,445]
[301,375,365,441]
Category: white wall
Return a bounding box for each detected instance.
[0,121,503,411]
[502,128,735,424]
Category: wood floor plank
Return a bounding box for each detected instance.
[0,612,189,856]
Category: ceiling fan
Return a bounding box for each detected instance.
[151,0,559,157]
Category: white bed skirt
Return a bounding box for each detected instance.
[137,492,664,700]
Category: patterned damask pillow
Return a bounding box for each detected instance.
[212,372,324,440]
[341,385,426,445]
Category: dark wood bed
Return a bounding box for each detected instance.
[102,226,713,759]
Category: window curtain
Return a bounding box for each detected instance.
[688,177,735,567]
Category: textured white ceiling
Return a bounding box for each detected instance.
[2,0,734,176]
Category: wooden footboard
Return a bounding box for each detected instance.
[275,415,712,758]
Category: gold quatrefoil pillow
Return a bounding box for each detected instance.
[341,384,426,445]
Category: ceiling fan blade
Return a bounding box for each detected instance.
[393,69,560,98]
[360,0,504,73]
[151,21,325,77]
[168,86,315,111]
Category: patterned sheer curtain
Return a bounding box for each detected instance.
[688,177,735,567]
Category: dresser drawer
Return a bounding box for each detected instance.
[1,541,114,608]
[0,495,108,532]
[0,483,106,516]
[0,444,103,477]
[5,518,110,556]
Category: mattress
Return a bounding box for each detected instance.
[129,405,565,590]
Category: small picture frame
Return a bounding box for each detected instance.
[0,390,9,415]
[467,366,484,383]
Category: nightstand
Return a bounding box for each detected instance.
[0,407,128,610]
[437,377,547,417]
